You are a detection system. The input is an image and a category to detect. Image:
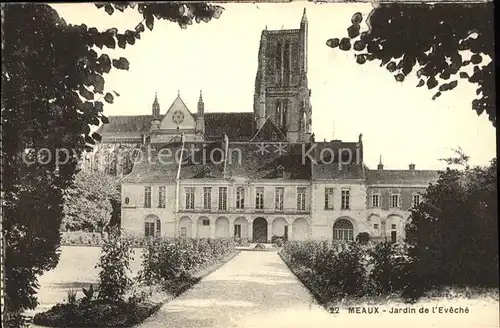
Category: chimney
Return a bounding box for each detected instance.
[377,155,384,170]
[409,163,415,170]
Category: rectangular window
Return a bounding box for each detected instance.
[374,224,379,229]
[234,224,241,238]
[218,187,227,211]
[202,219,210,226]
[275,187,284,211]
[180,227,187,238]
[255,187,264,210]
[371,194,380,208]
[341,189,350,210]
[144,186,151,208]
[412,194,421,207]
[297,187,306,211]
[185,187,195,210]
[324,188,334,210]
[236,187,245,209]
[390,194,400,208]
[158,186,166,208]
[144,221,155,238]
[203,187,212,210]
[391,224,397,230]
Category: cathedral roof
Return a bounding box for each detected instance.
[310,141,365,180]
[96,115,155,135]
[366,169,440,186]
[204,113,255,141]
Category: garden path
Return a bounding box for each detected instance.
[136,250,334,328]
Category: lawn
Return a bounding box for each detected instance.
[25,246,144,317]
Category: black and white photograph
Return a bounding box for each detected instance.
[1,1,498,327]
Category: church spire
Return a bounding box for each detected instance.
[152,92,160,119]
[197,90,204,115]
[301,7,307,23]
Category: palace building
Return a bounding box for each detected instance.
[88,9,439,243]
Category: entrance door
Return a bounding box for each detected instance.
[253,217,268,243]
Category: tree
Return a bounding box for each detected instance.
[2,3,223,325]
[62,171,120,232]
[327,2,495,126]
[405,157,498,293]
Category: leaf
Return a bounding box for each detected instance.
[101,115,110,124]
[97,54,111,73]
[80,85,94,100]
[347,25,360,39]
[125,30,136,45]
[351,12,363,25]
[85,135,96,145]
[395,73,405,82]
[416,79,425,87]
[459,72,469,79]
[326,38,340,48]
[432,91,442,100]
[386,62,397,73]
[427,76,438,89]
[106,28,118,35]
[92,132,102,142]
[113,91,121,97]
[104,4,114,15]
[104,93,114,104]
[112,57,130,70]
[146,14,154,31]
[135,22,145,33]
[339,38,351,51]
[353,40,365,51]
[117,34,127,49]
[470,54,482,64]
[356,54,366,65]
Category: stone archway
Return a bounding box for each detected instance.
[272,217,288,240]
[292,218,309,241]
[234,217,248,239]
[215,217,230,238]
[179,216,192,238]
[253,217,268,243]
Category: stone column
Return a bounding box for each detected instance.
[267,222,272,243]
[210,218,216,239]
[192,219,198,239]
[248,219,253,242]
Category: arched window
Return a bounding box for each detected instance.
[283,40,290,85]
[276,100,282,125]
[282,99,288,128]
[333,219,354,241]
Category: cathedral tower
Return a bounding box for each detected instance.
[253,8,312,142]
[195,90,205,135]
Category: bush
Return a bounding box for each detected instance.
[96,230,134,303]
[138,238,236,287]
[368,241,412,295]
[356,232,370,245]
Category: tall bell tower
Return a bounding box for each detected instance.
[253,8,312,142]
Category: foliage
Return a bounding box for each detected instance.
[2,3,222,323]
[282,241,369,301]
[96,229,135,303]
[327,2,495,126]
[32,299,161,327]
[66,289,78,305]
[81,284,96,303]
[139,238,235,287]
[62,171,121,232]
[368,241,412,295]
[405,158,498,291]
[356,232,370,244]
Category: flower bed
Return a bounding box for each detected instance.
[33,237,238,327]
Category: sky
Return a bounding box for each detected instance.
[51,1,496,170]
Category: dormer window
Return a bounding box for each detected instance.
[203,166,212,178]
[276,165,285,178]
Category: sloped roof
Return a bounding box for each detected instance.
[250,116,288,142]
[123,141,312,183]
[204,113,255,141]
[366,169,440,185]
[311,141,365,180]
[96,115,155,135]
